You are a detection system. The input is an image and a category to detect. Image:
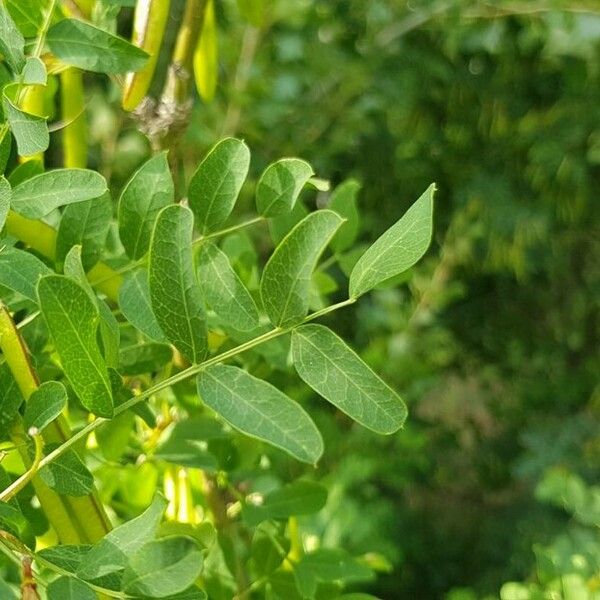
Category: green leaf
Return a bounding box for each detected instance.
[47,576,95,600]
[63,245,120,368]
[243,480,327,526]
[188,138,250,234]
[251,523,289,578]
[149,205,208,363]
[197,242,259,331]
[77,494,167,582]
[118,343,173,376]
[255,158,314,217]
[39,446,94,496]
[119,269,167,343]
[0,131,12,175]
[0,246,52,302]
[269,198,309,245]
[118,152,174,260]
[0,3,25,73]
[10,168,108,219]
[197,364,323,464]
[0,363,24,427]
[22,57,47,85]
[123,536,204,598]
[6,157,43,186]
[261,210,343,327]
[47,18,149,74]
[56,192,112,270]
[329,179,361,253]
[5,0,45,38]
[37,544,92,574]
[237,0,264,27]
[37,275,113,417]
[294,549,373,599]
[349,183,435,298]
[23,381,67,431]
[2,85,49,157]
[292,324,407,434]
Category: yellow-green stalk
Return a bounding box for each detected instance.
[193,0,218,102]
[60,68,88,168]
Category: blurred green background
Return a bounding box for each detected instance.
[86,1,600,598]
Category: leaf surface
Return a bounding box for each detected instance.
[0,246,51,301]
[261,210,343,327]
[37,275,113,417]
[149,205,207,363]
[198,364,323,464]
[292,324,407,434]
[24,381,67,431]
[47,576,95,600]
[349,183,435,298]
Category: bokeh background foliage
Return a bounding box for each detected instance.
[2,0,599,598]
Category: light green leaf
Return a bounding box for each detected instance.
[243,480,327,526]
[56,192,112,270]
[149,205,207,363]
[330,179,361,253]
[22,57,47,85]
[261,210,343,327]
[10,168,108,219]
[6,158,43,186]
[255,158,314,217]
[2,85,49,157]
[118,152,174,260]
[292,324,407,434]
[118,343,172,376]
[0,246,52,301]
[37,275,113,417]
[5,0,45,38]
[47,576,95,600]
[237,0,264,27]
[119,269,167,343]
[77,494,167,581]
[197,242,259,331]
[37,544,92,574]
[0,3,25,73]
[63,245,120,368]
[123,536,204,598]
[269,198,309,245]
[197,364,323,464]
[39,446,94,496]
[47,19,149,74]
[188,138,250,234]
[23,381,67,431]
[0,176,10,230]
[349,183,435,298]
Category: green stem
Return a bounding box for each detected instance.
[0,430,43,502]
[33,0,58,58]
[3,298,357,488]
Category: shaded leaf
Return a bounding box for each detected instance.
[197,242,259,331]
[149,205,207,363]
[47,576,95,600]
[118,152,173,260]
[118,343,173,376]
[0,246,51,302]
[24,381,67,431]
[37,275,113,417]
[256,158,314,217]
[0,363,24,427]
[39,446,94,496]
[329,179,361,253]
[47,19,148,74]
[261,210,343,327]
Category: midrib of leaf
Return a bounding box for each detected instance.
[48,36,135,59]
[128,173,162,258]
[203,370,312,456]
[176,239,200,361]
[261,177,297,215]
[295,330,401,423]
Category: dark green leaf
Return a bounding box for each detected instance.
[118,152,174,260]
[47,19,149,74]
[39,447,94,496]
[251,523,290,577]
[188,137,250,234]
[37,275,113,417]
[261,210,343,327]
[0,246,51,302]
[119,269,167,343]
[122,536,203,598]
[24,381,67,431]
[292,324,407,434]
[197,242,259,331]
[10,168,108,219]
[329,179,361,253]
[37,544,92,574]
[56,192,112,270]
[47,576,95,600]
[118,343,173,376]
[349,184,435,298]
[149,205,208,363]
[256,158,314,217]
[198,364,323,464]
[0,363,24,427]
